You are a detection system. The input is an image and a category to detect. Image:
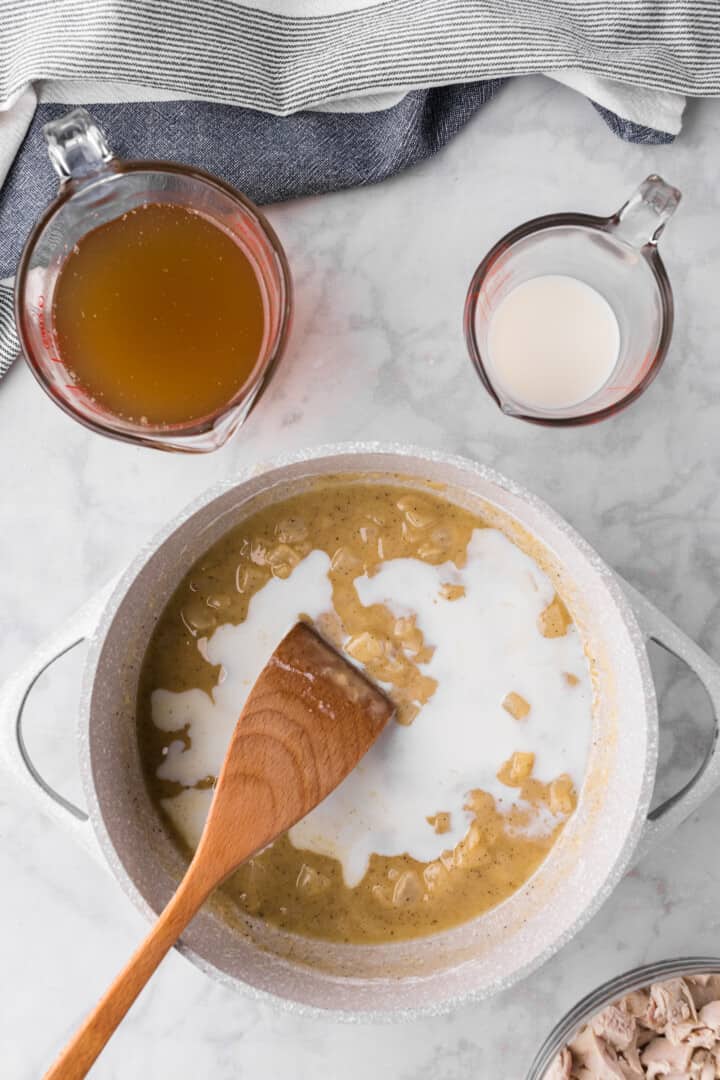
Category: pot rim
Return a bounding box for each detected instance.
[77,442,657,1021]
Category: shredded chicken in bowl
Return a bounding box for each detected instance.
[547,975,720,1079]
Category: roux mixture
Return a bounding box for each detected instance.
[52,203,265,426]
[138,480,587,944]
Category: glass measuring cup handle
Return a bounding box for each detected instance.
[43,107,114,186]
[608,174,682,249]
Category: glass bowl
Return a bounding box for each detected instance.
[525,957,720,1079]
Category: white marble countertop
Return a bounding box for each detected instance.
[2,76,720,1079]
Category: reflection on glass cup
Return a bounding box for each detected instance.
[15,109,292,453]
[464,176,681,426]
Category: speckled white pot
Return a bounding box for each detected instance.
[3,444,720,1021]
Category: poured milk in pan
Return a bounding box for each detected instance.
[138,480,593,944]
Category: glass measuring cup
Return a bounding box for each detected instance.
[15,109,292,453]
[464,175,681,426]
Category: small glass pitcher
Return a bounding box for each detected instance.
[464,175,681,425]
[15,109,292,453]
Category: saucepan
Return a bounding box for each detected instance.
[1,444,719,1020]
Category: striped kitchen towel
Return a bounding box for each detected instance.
[1,0,715,377]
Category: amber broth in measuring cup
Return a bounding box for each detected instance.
[16,109,291,451]
[52,203,265,426]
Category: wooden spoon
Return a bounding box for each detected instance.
[45,622,394,1080]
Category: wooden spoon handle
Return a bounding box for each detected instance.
[43,865,215,1080]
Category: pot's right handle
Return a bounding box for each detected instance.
[0,580,117,861]
[622,580,720,861]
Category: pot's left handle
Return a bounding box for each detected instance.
[0,580,118,860]
[623,580,720,861]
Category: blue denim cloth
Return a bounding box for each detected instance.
[0,83,673,371]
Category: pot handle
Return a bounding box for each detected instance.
[623,580,720,861]
[0,580,117,857]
